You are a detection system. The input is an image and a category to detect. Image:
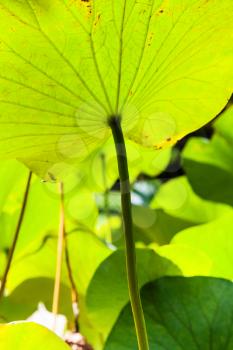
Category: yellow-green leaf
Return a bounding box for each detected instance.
[0,1,232,176]
[0,322,70,350]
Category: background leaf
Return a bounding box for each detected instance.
[183,106,233,206]
[105,277,233,350]
[150,176,231,223]
[170,211,233,280]
[86,248,180,339]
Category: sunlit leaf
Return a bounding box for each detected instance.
[151,176,231,223]
[170,211,233,281]
[0,322,69,349]
[0,1,232,176]
[155,244,212,277]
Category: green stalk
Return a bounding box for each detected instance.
[109,116,149,350]
[0,171,32,299]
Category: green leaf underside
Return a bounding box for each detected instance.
[105,277,233,350]
[0,1,232,177]
[0,322,70,349]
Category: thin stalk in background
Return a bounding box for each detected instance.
[0,171,32,299]
[64,236,80,332]
[54,182,80,331]
[109,116,149,350]
[52,182,65,323]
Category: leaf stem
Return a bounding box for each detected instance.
[109,116,149,350]
[0,171,32,299]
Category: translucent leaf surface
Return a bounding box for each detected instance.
[0,1,232,176]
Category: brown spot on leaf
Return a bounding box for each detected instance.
[155,7,165,16]
[72,0,93,17]
[94,13,101,27]
[147,32,154,47]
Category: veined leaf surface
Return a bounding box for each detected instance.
[105,277,233,350]
[0,1,232,176]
